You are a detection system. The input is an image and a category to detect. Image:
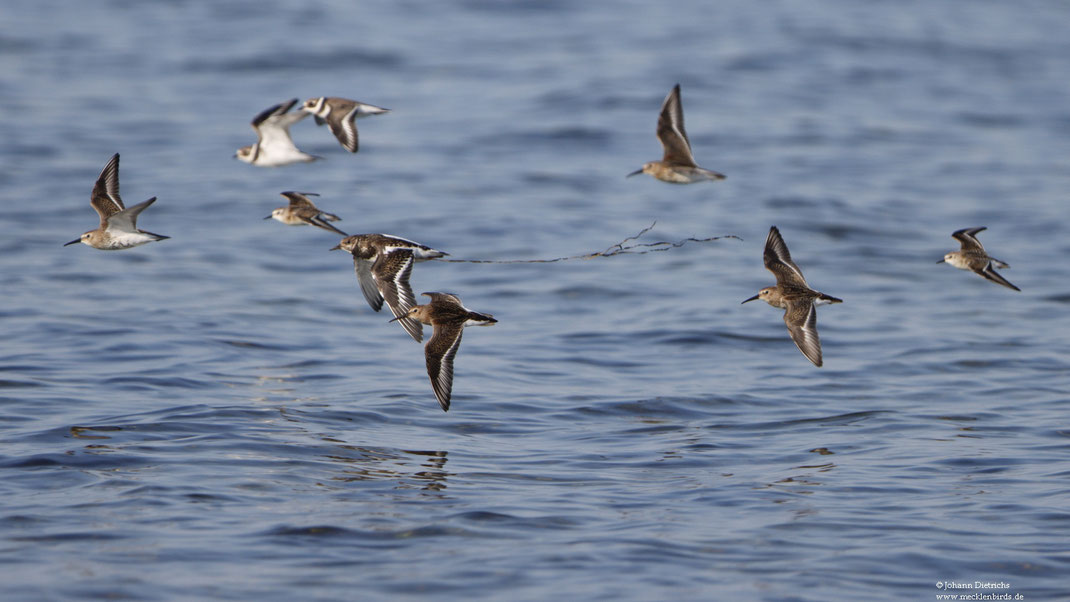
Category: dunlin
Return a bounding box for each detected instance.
[938,227,1020,291]
[64,153,169,250]
[391,292,497,412]
[265,191,346,236]
[331,234,447,342]
[742,226,842,367]
[628,84,725,184]
[302,96,389,153]
[235,98,318,167]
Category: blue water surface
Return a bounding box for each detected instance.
[1,1,1069,600]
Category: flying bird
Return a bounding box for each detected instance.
[302,96,389,153]
[628,84,725,183]
[938,227,1020,291]
[236,98,318,167]
[265,191,346,236]
[392,292,497,411]
[743,226,842,367]
[64,153,169,250]
[332,234,447,342]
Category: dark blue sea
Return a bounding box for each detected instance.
[2,1,1069,599]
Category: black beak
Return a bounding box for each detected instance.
[64,239,81,247]
[626,168,643,178]
[263,215,273,220]
[936,258,945,263]
[388,315,404,323]
[741,294,760,304]
[329,243,343,251]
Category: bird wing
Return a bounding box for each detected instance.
[253,99,307,150]
[90,153,125,225]
[656,84,696,166]
[302,211,347,236]
[975,263,1020,292]
[423,291,464,306]
[783,299,823,367]
[353,256,385,312]
[372,249,423,342]
[327,103,360,152]
[281,191,320,209]
[763,226,808,287]
[426,323,463,412]
[952,227,987,253]
[105,197,156,234]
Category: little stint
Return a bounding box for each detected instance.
[265,191,346,236]
[938,227,1020,291]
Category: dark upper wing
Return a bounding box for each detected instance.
[90,153,124,224]
[353,256,384,312]
[783,300,823,367]
[281,191,320,209]
[303,213,348,236]
[252,98,298,128]
[372,249,423,342]
[975,263,1020,292]
[425,323,463,411]
[656,84,696,166]
[763,226,808,287]
[951,227,987,253]
[423,292,464,306]
[326,106,359,152]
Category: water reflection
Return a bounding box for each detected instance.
[321,441,451,494]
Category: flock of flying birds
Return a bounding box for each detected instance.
[64,86,1021,410]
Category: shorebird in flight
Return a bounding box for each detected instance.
[392,292,497,411]
[64,153,169,250]
[743,226,842,367]
[938,227,1020,291]
[628,84,725,184]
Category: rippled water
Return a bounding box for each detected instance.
[2,1,1070,600]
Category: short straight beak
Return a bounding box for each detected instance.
[741,294,760,304]
[63,239,81,247]
[329,243,343,251]
[388,315,403,323]
[936,258,945,264]
[263,215,273,220]
[626,168,643,178]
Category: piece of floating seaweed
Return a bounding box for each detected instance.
[434,221,741,264]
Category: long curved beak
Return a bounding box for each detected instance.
[626,168,643,178]
[741,294,760,304]
[63,238,81,247]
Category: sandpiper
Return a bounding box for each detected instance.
[627,84,725,184]
[235,98,318,167]
[742,226,842,367]
[391,292,497,412]
[938,227,1020,291]
[64,153,169,250]
[331,234,447,342]
[265,191,346,236]
[302,96,389,153]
